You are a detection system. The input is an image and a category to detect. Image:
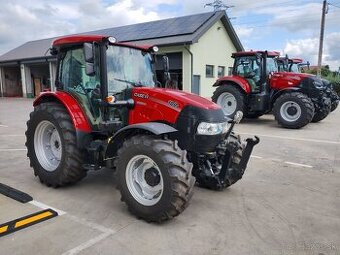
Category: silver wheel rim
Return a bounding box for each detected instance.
[217,92,237,116]
[126,155,163,206]
[34,121,62,172]
[280,101,302,122]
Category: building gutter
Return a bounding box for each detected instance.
[184,45,193,92]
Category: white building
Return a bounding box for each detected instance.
[0,11,243,98]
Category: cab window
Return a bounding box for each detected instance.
[59,47,101,122]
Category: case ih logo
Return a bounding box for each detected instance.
[168,100,179,109]
[134,93,149,99]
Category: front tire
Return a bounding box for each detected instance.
[212,85,245,118]
[273,92,314,129]
[331,101,338,112]
[116,135,195,222]
[25,102,86,187]
[312,103,331,123]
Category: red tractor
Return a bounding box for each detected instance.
[212,51,332,128]
[277,56,339,112]
[25,35,259,222]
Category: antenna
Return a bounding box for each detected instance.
[204,0,234,11]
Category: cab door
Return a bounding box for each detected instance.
[58,46,102,126]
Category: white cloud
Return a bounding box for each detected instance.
[234,26,254,37]
[284,32,340,70]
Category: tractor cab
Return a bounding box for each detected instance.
[50,35,170,132]
[277,56,306,73]
[232,51,279,94]
[212,50,334,128]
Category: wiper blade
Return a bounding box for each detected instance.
[114,78,143,87]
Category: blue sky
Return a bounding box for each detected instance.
[0,0,339,69]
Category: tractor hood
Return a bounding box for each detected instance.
[270,71,325,90]
[132,87,220,110]
[129,87,224,125]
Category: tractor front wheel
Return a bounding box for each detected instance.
[212,85,245,119]
[116,135,195,222]
[25,102,86,187]
[312,103,331,123]
[273,92,314,129]
[331,101,339,112]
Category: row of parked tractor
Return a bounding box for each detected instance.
[211,51,339,129]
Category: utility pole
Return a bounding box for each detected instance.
[317,0,328,77]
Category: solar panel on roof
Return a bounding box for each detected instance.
[88,12,214,41]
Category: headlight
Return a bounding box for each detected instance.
[197,122,229,135]
[313,80,324,89]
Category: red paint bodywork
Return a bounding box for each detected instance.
[214,76,252,94]
[33,91,92,133]
[129,87,220,125]
[270,72,311,90]
[232,51,280,58]
[52,35,153,52]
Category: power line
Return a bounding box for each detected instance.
[329,2,340,8]
[230,0,298,9]
[233,13,322,26]
[236,16,338,29]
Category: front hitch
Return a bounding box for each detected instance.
[238,136,260,174]
[220,135,260,188]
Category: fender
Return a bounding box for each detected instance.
[213,76,251,94]
[33,91,92,133]
[105,122,177,159]
[271,87,302,107]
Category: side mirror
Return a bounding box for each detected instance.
[84,43,95,76]
[85,63,95,76]
[84,43,94,63]
[234,111,243,124]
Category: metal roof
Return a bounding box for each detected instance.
[0,11,243,63]
[232,51,280,57]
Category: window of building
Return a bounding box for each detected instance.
[218,66,225,77]
[228,67,233,76]
[206,65,214,78]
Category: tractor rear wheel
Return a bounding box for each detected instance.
[116,135,195,222]
[212,85,245,119]
[312,103,331,123]
[273,92,314,129]
[25,102,86,187]
[331,101,338,112]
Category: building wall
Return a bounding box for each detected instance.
[0,67,4,97]
[190,20,237,98]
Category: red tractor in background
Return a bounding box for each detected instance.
[212,51,332,128]
[25,35,259,222]
[277,56,339,112]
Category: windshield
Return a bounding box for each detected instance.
[266,57,278,73]
[106,45,155,94]
[290,63,300,73]
[234,56,260,77]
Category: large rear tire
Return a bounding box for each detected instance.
[312,103,331,123]
[273,92,314,129]
[25,102,86,187]
[116,135,195,222]
[331,101,338,112]
[212,85,245,119]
